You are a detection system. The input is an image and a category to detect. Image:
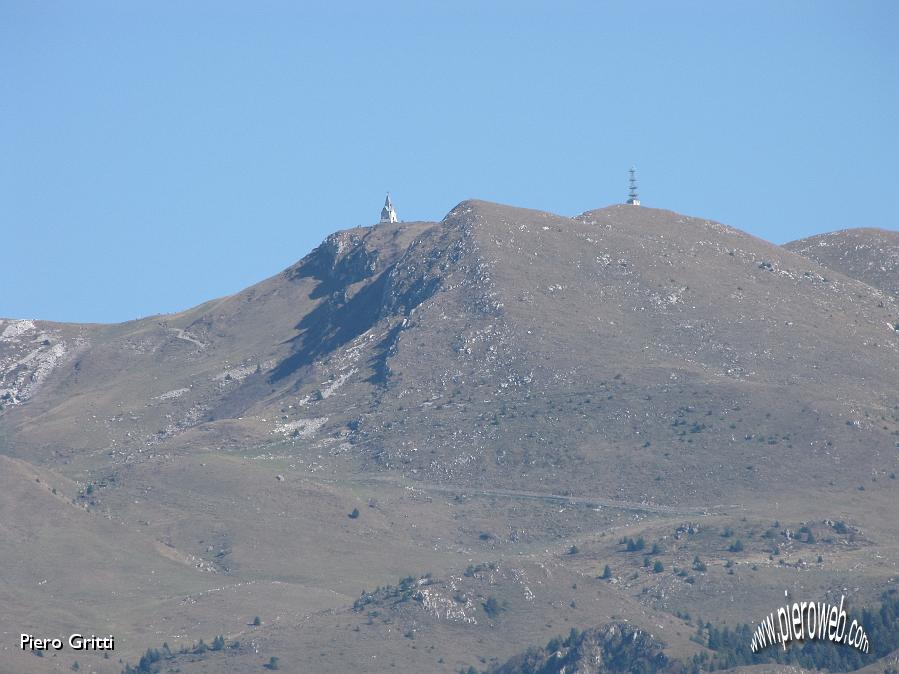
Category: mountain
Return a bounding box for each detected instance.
[5,203,898,502]
[2,201,898,674]
[785,227,899,298]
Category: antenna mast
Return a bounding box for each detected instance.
[626,166,640,206]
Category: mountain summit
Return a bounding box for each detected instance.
[2,200,899,674]
[3,201,897,506]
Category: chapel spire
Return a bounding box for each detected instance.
[380,193,398,223]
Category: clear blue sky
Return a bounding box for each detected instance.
[2,1,897,323]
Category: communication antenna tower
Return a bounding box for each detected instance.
[627,166,640,206]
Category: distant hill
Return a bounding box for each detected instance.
[785,227,899,298]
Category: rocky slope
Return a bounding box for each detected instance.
[785,227,899,298]
[487,623,675,674]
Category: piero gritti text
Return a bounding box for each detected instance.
[21,633,115,651]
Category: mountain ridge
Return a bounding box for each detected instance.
[3,201,898,505]
[3,199,899,674]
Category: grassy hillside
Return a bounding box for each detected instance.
[2,202,897,674]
